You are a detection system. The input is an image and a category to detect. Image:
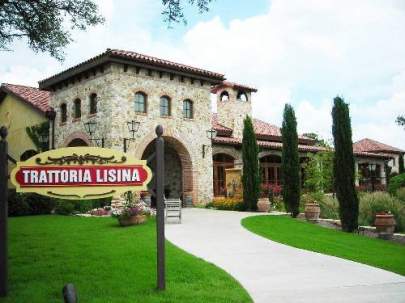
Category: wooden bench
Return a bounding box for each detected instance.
[165,199,182,224]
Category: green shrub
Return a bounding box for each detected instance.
[8,190,55,216]
[212,198,245,211]
[358,192,405,232]
[388,173,405,195]
[54,200,75,215]
[396,187,405,202]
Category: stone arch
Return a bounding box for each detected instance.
[212,147,240,162]
[138,131,194,205]
[63,131,92,147]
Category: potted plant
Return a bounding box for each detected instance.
[112,192,152,227]
[257,184,271,212]
[304,200,321,221]
[374,211,396,239]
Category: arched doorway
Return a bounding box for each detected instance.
[67,138,89,147]
[260,155,281,186]
[213,153,235,196]
[141,136,193,206]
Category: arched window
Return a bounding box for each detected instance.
[183,99,193,119]
[74,98,81,119]
[220,91,229,102]
[237,91,248,102]
[134,92,147,113]
[89,93,97,114]
[160,96,171,117]
[60,103,67,123]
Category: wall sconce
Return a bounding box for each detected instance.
[123,120,141,152]
[202,128,218,158]
[84,121,105,147]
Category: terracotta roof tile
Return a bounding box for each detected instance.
[211,113,233,136]
[211,81,257,93]
[1,83,50,113]
[40,48,225,88]
[353,138,403,154]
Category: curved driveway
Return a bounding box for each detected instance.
[165,208,405,303]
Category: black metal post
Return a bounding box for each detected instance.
[0,127,8,297]
[123,138,128,153]
[101,138,105,148]
[155,125,165,290]
[46,108,56,150]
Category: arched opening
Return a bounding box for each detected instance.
[237,90,248,102]
[219,91,229,102]
[213,153,235,196]
[67,138,89,147]
[141,136,193,207]
[20,149,38,161]
[260,155,282,187]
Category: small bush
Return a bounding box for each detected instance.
[301,192,339,219]
[212,198,245,211]
[396,187,405,202]
[388,173,405,195]
[358,191,405,232]
[8,190,55,216]
[54,200,75,215]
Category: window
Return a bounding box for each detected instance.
[237,91,248,102]
[89,93,97,114]
[160,96,171,117]
[134,92,147,113]
[60,103,67,123]
[220,91,229,102]
[183,99,193,119]
[74,99,81,119]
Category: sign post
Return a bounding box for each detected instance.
[155,125,165,290]
[0,127,8,297]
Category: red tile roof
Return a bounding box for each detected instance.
[40,48,225,89]
[212,113,233,136]
[211,81,257,93]
[0,83,50,113]
[353,138,403,154]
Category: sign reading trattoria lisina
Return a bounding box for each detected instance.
[10,147,153,200]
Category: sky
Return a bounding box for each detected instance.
[1,0,404,148]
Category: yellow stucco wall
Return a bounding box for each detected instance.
[0,94,46,186]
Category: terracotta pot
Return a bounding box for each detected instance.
[374,213,396,236]
[118,215,147,227]
[305,202,320,221]
[257,198,271,212]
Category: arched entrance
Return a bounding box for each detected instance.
[260,154,281,186]
[213,153,235,196]
[141,136,193,206]
[67,138,89,147]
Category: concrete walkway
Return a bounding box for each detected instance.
[165,208,405,303]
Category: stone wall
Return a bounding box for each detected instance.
[50,63,214,204]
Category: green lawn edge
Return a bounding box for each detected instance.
[242,215,405,276]
[1,215,252,303]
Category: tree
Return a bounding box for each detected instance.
[396,115,405,128]
[302,132,331,148]
[0,0,104,61]
[332,96,359,232]
[162,0,213,24]
[26,121,50,152]
[303,151,334,193]
[399,153,404,174]
[242,115,260,211]
[281,104,300,217]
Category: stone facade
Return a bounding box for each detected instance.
[50,63,214,204]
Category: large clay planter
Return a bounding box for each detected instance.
[119,215,147,227]
[304,202,320,221]
[257,198,271,212]
[374,213,396,238]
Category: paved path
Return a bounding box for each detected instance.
[165,208,405,303]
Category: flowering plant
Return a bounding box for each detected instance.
[111,191,153,219]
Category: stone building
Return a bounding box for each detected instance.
[4,48,400,204]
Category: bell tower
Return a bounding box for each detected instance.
[212,81,257,138]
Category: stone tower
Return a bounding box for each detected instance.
[212,81,257,138]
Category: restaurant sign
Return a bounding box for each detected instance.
[10,147,152,200]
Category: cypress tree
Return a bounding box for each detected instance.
[332,96,359,232]
[399,153,404,174]
[281,104,300,217]
[242,115,260,211]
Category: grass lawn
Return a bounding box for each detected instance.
[242,215,405,276]
[1,215,251,303]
